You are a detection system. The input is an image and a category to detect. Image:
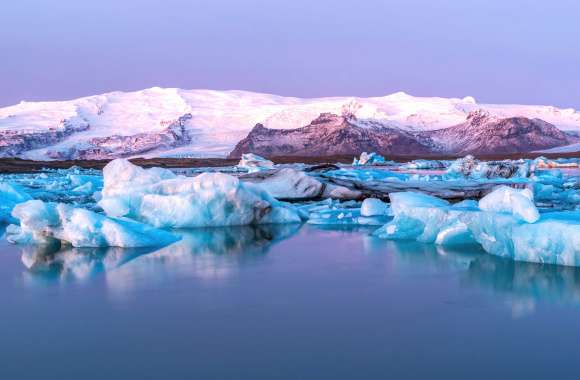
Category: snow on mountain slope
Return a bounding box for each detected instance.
[1,87,579,159]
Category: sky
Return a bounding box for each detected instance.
[1,0,579,108]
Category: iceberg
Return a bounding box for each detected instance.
[446,155,531,179]
[0,182,32,223]
[99,159,301,228]
[374,187,580,266]
[7,200,179,248]
[478,185,539,223]
[242,168,362,201]
[402,159,448,170]
[237,153,275,173]
[305,199,390,226]
[360,198,390,217]
[243,168,323,200]
[352,152,387,166]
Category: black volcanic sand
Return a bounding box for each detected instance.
[0,152,579,173]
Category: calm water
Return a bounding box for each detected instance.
[1,223,580,379]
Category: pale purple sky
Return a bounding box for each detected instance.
[1,0,579,108]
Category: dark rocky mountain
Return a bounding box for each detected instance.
[229,110,575,158]
[228,113,434,158]
[426,110,572,155]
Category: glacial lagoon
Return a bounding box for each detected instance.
[2,223,580,379]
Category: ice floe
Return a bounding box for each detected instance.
[242,168,362,201]
[7,200,179,248]
[374,186,580,266]
[236,153,275,173]
[352,152,387,166]
[360,198,390,217]
[446,155,531,179]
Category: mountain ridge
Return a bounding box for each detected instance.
[229,111,574,158]
[1,87,579,159]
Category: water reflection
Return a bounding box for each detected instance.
[368,237,580,315]
[464,254,580,317]
[15,221,580,315]
[21,243,159,285]
[19,223,300,289]
[106,223,300,295]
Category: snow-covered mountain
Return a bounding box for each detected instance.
[1,87,579,160]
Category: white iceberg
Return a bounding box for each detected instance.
[352,152,386,166]
[245,168,323,200]
[237,153,275,173]
[373,192,461,243]
[402,159,448,170]
[446,155,530,179]
[360,198,390,217]
[478,185,539,223]
[243,168,361,201]
[374,187,580,266]
[7,200,179,248]
[99,159,301,228]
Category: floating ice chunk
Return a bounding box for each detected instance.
[0,182,32,223]
[321,184,362,200]
[373,187,580,266]
[237,153,275,173]
[468,211,580,266]
[360,198,390,217]
[99,159,301,228]
[304,198,389,226]
[308,208,360,225]
[373,192,453,242]
[246,168,323,200]
[7,200,178,248]
[446,155,530,179]
[479,186,539,223]
[352,152,386,166]
[243,168,361,201]
[68,174,103,194]
[402,159,448,170]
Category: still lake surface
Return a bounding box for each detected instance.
[1,223,580,379]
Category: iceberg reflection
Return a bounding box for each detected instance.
[464,253,580,317]
[105,223,301,294]
[20,243,158,285]
[19,224,300,288]
[374,238,580,315]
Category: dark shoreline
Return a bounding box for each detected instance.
[0,152,579,173]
